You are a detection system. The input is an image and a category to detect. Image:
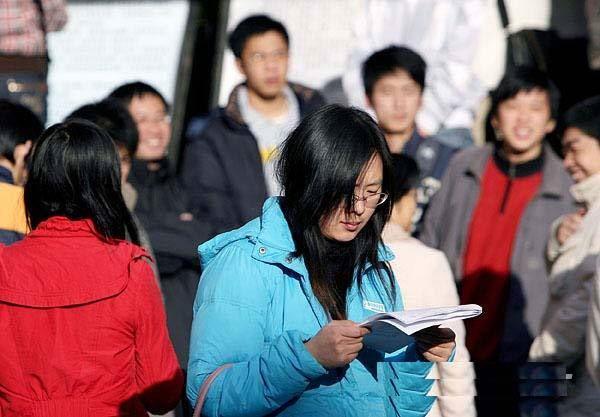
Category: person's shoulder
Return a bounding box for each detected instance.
[199,219,274,284]
[440,143,489,174]
[197,237,278,309]
[453,143,487,161]
[543,146,575,189]
[188,107,250,145]
[194,109,231,135]
[122,243,158,286]
[423,135,457,157]
[389,236,445,260]
[289,81,326,108]
[108,241,154,276]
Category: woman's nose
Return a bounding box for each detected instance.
[352,198,366,215]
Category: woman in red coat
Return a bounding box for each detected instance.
[0,120,183,416]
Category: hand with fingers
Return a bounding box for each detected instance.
[305,320,370,369]
[556,209,586,245]
[413,326,456,362]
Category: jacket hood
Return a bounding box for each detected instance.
[0,217,149,308]
[198,198,287,270]
[199,197,394,272]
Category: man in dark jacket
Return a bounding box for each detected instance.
[109,81,212,416]
[362,46,456,235]
[0,100,42,244]
[182,15,325,237]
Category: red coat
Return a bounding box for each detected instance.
[0,217,183,417]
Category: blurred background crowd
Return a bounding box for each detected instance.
[2,1,600,417]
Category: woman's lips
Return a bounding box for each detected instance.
[341,221,360,232]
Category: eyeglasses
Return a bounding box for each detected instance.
[351,192,389,209]
[248,50,288,64]
[133,114,171,127]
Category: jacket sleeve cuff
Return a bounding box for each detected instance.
[287,330,328,380]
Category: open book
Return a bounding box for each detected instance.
[360,304,482,353]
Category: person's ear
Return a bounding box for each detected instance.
[12,140,32,186]
[235,57,246,77]
[490,115,504,141]
[365,94,373,109]
[417,93,423,110]
[545,119,557,134]
[13,140,32,164]
[490,114,498,130]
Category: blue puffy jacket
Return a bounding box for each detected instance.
[187,198,435,416]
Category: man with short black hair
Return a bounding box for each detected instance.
[0,99,42,244]
[182,14,325,237]
[109,82,213,417]
[66,99,161,285]
[422,68,576,416]
[362,46,455,234]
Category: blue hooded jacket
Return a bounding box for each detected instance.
[187,198,435,416]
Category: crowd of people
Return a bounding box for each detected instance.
[1,6,600,417]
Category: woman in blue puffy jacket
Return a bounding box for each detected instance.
[187,105,456,417]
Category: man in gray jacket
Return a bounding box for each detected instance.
[421,68,575,417]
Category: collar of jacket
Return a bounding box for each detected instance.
[30,216,98,236]
[222,81,319,130]
[0,166,13,184]
[128,157,171,186]
[571,172,600,208]
[465,144,569,199]
[199,197,394,277]
[401,129,425,156]
[0,216,148,308]
[27,216,129,242]
[493,147,544,177]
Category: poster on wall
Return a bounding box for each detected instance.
[46,0,189,125]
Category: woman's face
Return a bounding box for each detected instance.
[319,154,384,242]
[562,127,600,182]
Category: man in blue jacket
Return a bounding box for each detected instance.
[181,15,325,238]
[362,46,457,235]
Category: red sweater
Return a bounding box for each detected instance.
[461,153,543,361]
[0,217,183,416]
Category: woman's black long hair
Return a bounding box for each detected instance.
[277,104,395,319]
[24,120,139,244]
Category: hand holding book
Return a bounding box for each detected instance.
[360,304,482,354]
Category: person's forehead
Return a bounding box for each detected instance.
[374,69,417,88]
[505,88,549,102]
[356,155,383,186]
[563,127,596,145]
[243,30,288,52]
[129,94,166,113]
